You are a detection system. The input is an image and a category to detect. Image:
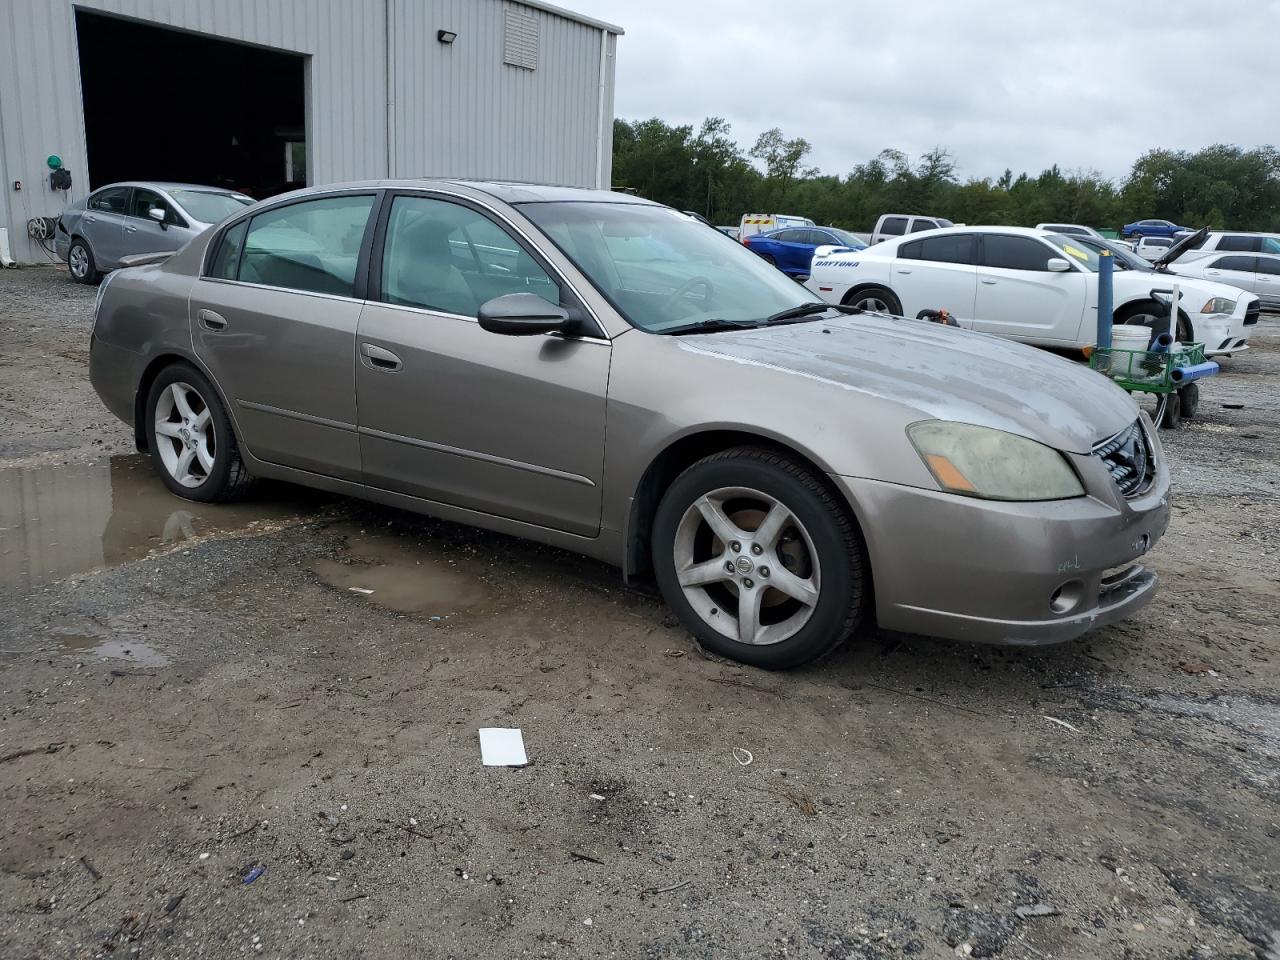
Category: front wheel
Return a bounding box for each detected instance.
[145,363,253,502]
[652,447,867,669]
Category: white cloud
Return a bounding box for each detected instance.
[572,0,1279,181]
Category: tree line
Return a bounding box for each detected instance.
[611,117,1280,234]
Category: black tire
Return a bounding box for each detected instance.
[843,285,903,316]
[652,446,867,670]
[1178,382,1200,419]
[144,362,253,502]
[1156,391,1181,430]
[1115,302,1192,344]
[68,238,99,284]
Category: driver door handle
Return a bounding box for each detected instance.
[360,342,403,372]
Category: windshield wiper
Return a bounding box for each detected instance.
[663,318,762,336]
[764,302,862,324]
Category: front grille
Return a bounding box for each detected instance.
[1093,419,1154,498]
[1244,302,1260,326]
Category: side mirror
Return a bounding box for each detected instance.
[477,292,571,336]
[1046,257,1072,272]
[148,207,167,228]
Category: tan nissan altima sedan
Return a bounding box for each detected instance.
[89,180,1170,669]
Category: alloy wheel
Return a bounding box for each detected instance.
[153,382,215,488]
[69,245,88,279]
[852,295,890,312]
[672,486,821,646]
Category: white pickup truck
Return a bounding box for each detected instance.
[805,225,1258,357]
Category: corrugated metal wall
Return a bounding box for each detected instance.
[0,0,618,262]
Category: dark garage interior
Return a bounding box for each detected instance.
[75,11,307,199]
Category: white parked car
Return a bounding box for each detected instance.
[1169,251,1280,312]
[1036,223,1104,240]
[805,226,1257,356]
[1134,236,1175,261]
[1172,230,1280,263]
[870,213,954,245]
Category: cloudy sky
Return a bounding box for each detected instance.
[569,0,1278,183]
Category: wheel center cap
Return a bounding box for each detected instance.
[735,556,754,575]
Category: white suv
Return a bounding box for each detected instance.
[806,226,1258,356]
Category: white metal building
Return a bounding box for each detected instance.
[0,0,621,263]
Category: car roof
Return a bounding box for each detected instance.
[254,178,661,207]
[94,181,244,194]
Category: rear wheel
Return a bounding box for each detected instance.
[844,285,902,316]
[68,239,99,284]
[652,447,866,670]
[145,363,253,502]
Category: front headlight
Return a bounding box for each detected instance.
[1200,297,1236,315]
[907,421,1085,501]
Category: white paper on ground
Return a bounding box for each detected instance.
[479,728,527,767]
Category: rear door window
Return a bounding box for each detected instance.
[880,217,908,236]
[209,221,248,279]
[916,233,976,264]
[1211,255,1258,272]
[981,234,1056,271]
[1255,256,1280,276]
[88,187,129,213]
[238,195,375,297]
[909,218,938,233]
[1216,235,1259,252]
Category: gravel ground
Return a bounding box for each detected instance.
[1,264,1277,960]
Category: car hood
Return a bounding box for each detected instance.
[679,313,1138,455]
[1114,270,1253,309]
[1153,225,1208,267]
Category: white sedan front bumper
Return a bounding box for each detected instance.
[1194,297,1255,357]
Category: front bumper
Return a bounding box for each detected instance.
[833,427,1171,646]
[1195,298,1254,356]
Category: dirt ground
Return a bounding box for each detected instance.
[2,264,1277,960]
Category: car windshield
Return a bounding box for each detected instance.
[172,189,253,224]
[827,228,867,249]
[1044,233,1101,271]
[519,202,818,333]
[1101,242,1153,271]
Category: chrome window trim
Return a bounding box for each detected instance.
[365,298,611,345]
[200,184,612,340]
[197,276,367,306]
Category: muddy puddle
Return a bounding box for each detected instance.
[53,633,171,667]
[0,455,332,590]
[311,523,493,617]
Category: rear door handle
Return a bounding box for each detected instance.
[198,309,228,331]
[125,225,137,233]
[360,342,403,372]
[980,278,998,285]
[84,215,96,223]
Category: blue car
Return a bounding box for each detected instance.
[1120,218,1189,240]
[745,226,867,277]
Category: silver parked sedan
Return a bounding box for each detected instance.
[55,181,253,283]
[88,180,1171,669]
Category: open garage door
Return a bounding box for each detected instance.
[75,11,307,200]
